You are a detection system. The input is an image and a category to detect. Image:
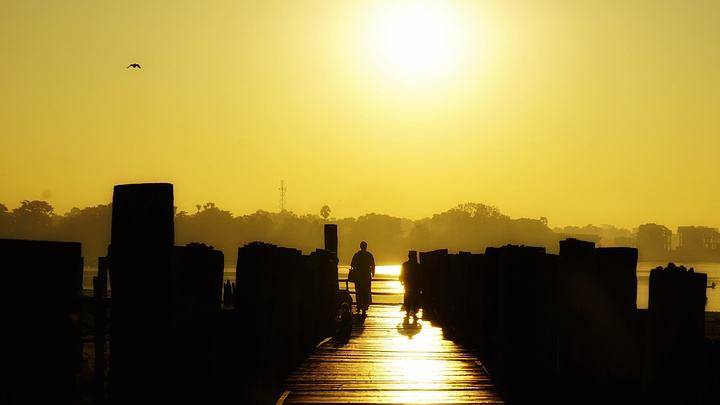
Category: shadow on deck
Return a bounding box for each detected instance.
[279,305,504,404]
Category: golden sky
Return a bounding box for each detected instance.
[1,0,719,228]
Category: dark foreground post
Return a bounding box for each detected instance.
[557,238,597,384]
[170,243,224,402]
[109,183,175,403]
[493,246,557,397]
[324,224,338,255]
[94,256,109,403]
[558,239,642,398]
[217,241,338,403]
[0,239,83,404]
[594,247,641,391]
[644,264,706,403]
[418,249,449,320]
[109,183,224,403]
[311,248,340,339]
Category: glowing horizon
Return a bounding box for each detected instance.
[2,0,719,230]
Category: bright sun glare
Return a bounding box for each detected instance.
[366,3,466,83]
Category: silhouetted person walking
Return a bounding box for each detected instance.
[350,241,375,316]
[400,250,421,318]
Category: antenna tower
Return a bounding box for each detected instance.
[279,180,286,211]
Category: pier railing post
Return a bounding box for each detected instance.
[324,224,338,255]
[643,264,706,403]
[557,238,597,385]
[108,183,175,403]
[93,255,108,403]
[0,239,83,403]
[227,241,338,402]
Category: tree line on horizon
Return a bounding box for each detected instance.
[0,199,694,266]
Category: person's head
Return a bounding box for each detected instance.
[360,241,367,251]
[408,250,417,262]
[341,302,350,313]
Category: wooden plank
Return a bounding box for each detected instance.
[281,305,504,404]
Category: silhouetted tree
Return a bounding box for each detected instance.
[176,204,234,259]
[0,203,11,236]
[13,200,54,238]
[53,204,112,264]
[0,197,693,266]
[455,202,507,219]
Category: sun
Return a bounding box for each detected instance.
[365,3,467,83]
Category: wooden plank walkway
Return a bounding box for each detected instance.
[280,305,505,404]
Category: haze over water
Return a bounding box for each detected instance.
[82,262,720,311]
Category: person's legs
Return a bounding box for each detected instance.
[408,288,419,317]
[354,281,365,313]
[355,279,370,315]
[363,278,371,314]
[404,292,410,316]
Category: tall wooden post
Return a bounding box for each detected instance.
[94,256,108,403]
[644,264,706,403]
[324,224,338,255]
[0,239,82,404]
[109,183,174,403]
[557,238,596,383]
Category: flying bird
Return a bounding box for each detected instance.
[126,63,141,69]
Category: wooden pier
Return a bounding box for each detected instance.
[280,305,504,404]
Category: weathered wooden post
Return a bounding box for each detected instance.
[453,252,474,337]
[314,248,339,339]
[594,247,641,391]
[557,238,596,388]
[468,253,491,353]
[109,183,174,403]
[481,248,503,358]
[230,241,339,402]
[418,249,449,320]
[557,241,642,399]
[169,243,224,402]
[0,239,83,404]
[494,245,557,397]
[643,264,706,403]
[324,224,338,255]
[93,255,109,403]
[444,253,463,329]
[232,242,278,400]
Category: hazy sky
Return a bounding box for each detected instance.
[2,0,719,228]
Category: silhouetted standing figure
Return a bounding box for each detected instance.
[223,280,234,306]
[400,250,422,318]
[350,241,375,316]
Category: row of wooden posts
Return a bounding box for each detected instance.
[2,182,717,403]
[0,183,340,404]
[96,240,338,404]
[418,240,710,403]
[107,184,340,404]
[216,242,338,403]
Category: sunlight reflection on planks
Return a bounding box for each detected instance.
[282,305,504,404]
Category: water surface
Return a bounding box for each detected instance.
[82,262,720,311]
